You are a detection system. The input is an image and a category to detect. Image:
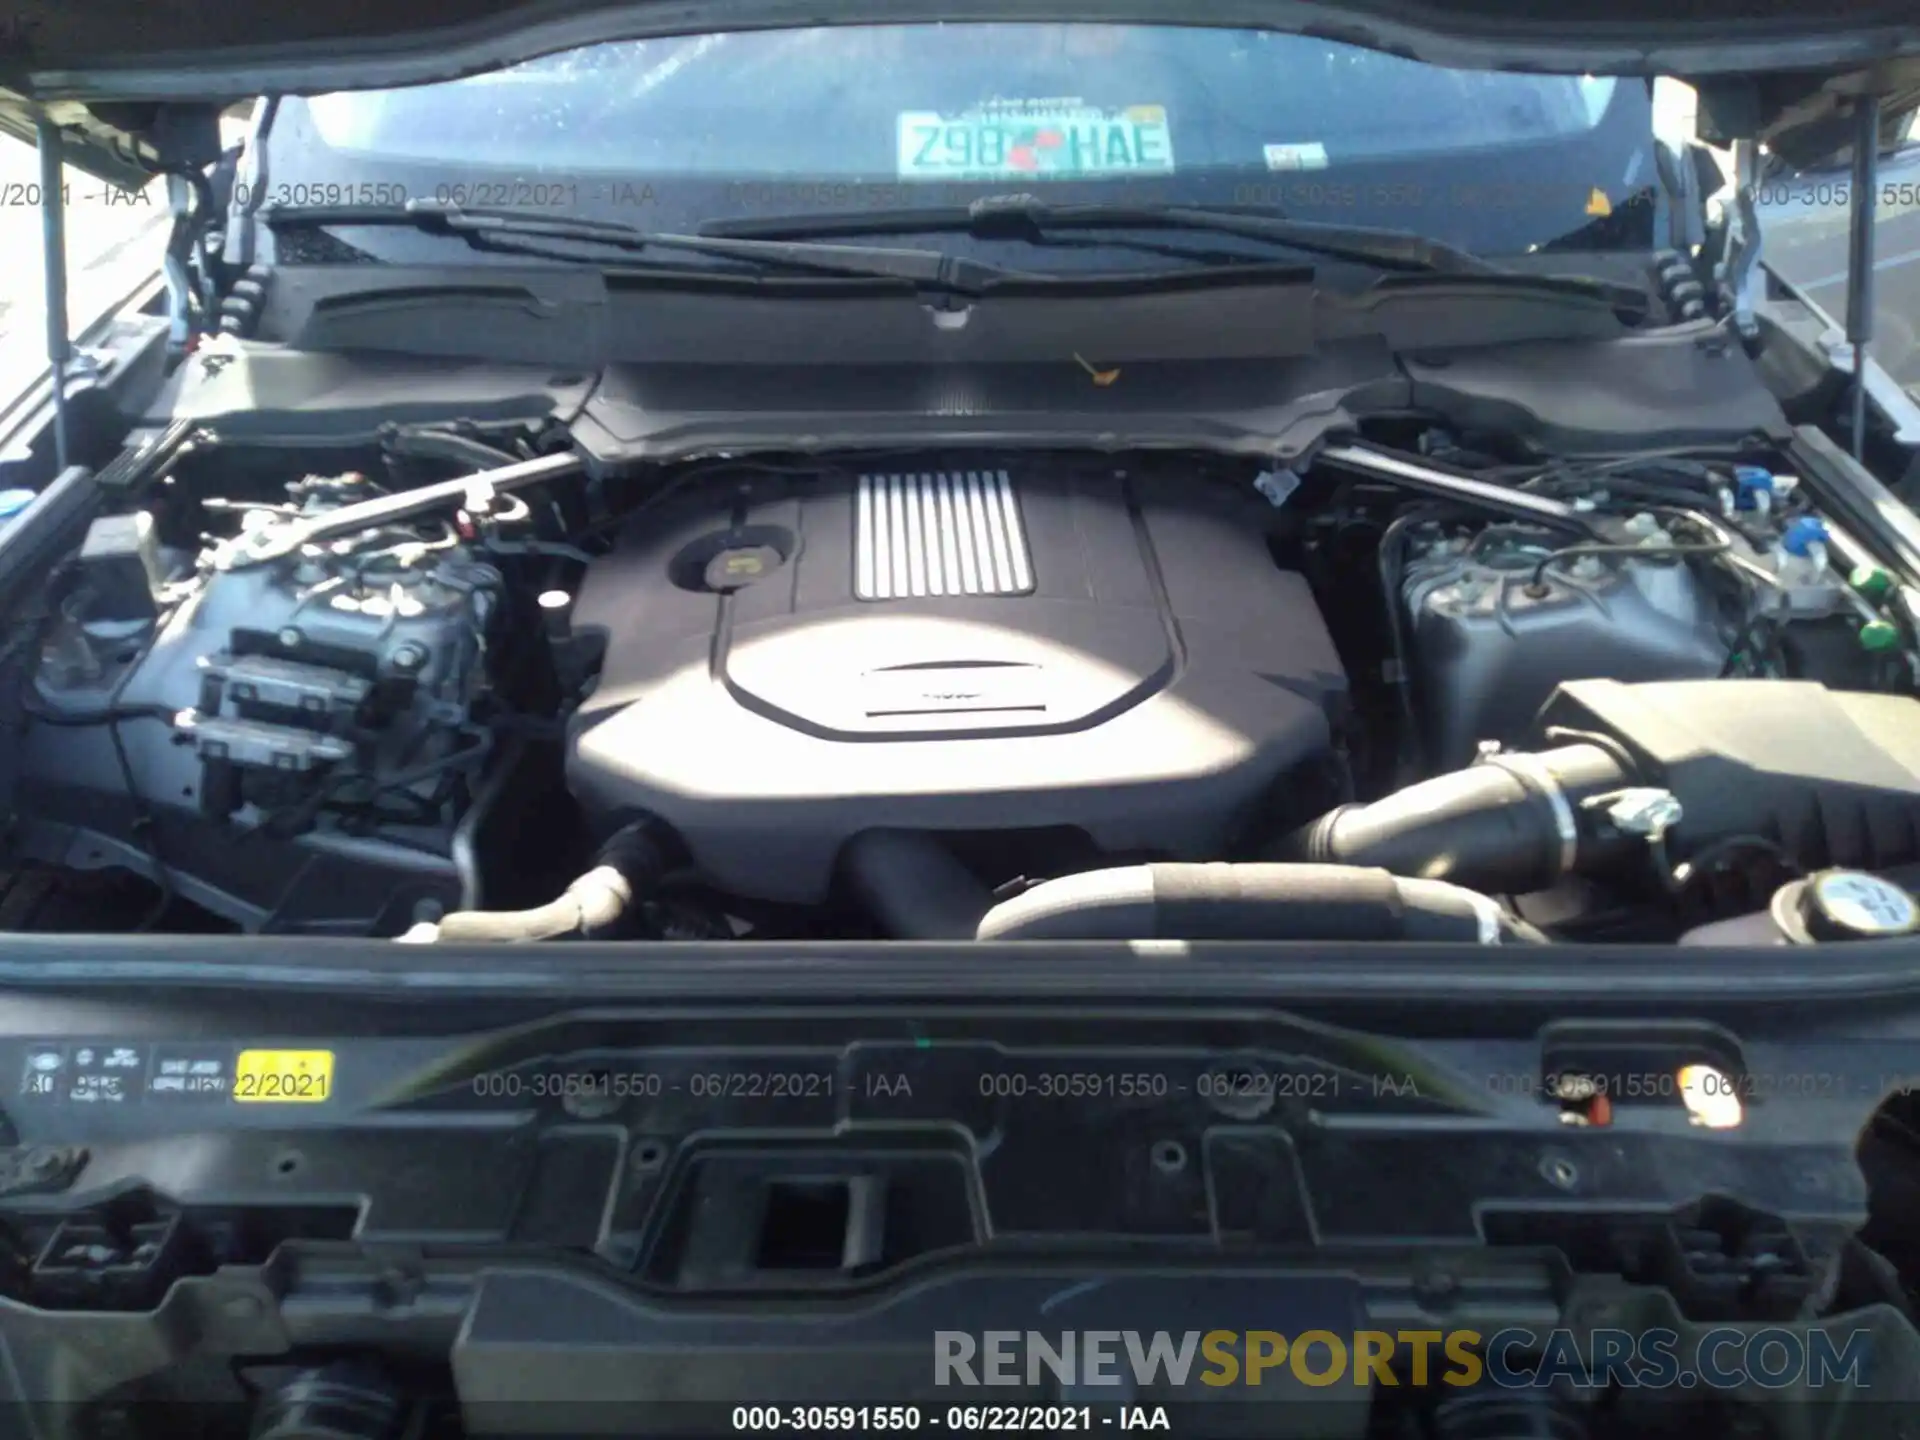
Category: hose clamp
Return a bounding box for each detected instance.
[1475,747,1579,878]
[1464,890,1504,945]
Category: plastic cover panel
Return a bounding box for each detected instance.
[566,464,1348,902]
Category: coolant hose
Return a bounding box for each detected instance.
[841,829,995,940]
[1276,742,1634,895]
[974,863,1543,943]
[413,817,678,942]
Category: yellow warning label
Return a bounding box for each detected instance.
[1585,187,1613,218]
[233,1049,334,1104]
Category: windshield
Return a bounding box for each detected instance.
[258,24,1658,260]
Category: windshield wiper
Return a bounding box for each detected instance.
[263,199,1641,314]
[262,200,1031,290]
[700,194,1650,311]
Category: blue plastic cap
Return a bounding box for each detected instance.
[0,488,34,520]
[1782,516,1829,557]
[1732,465,1774,510]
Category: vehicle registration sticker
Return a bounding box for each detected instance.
[896,103,1174,181]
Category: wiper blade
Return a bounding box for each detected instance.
[702,195,1649,311]
[261,200,1026,289]
[705,194,1501,271]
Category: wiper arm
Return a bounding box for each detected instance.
[702,194,1649,312]
[262,200,1025,289]
[703,194,1499,272]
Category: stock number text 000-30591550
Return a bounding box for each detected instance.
[732,1407,1112,1431]
[469,1070,837,1099]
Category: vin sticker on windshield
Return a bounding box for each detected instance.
[1263,142,1329,172]
[897,102,1174,181]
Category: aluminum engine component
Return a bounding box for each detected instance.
[1402,526,1727,769]
[566,464,1351,903]
[17,483,500,928]
[115,535,498,815]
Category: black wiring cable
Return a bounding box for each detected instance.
[107,710,175,931]
[1721,609,1788,678]
[579,457,842,540]
[1489,446,1769,484]
[1661,834,1803,896]
[240,732,494,841]
[379,425,527,473]
[1525,531,1733,592]
[578,448,973,541]
[1376,510,1429,735]
[10,598,179,928]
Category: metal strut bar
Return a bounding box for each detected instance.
[34,114,70,472]
[1846,94,1881,460]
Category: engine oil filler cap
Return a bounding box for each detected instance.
[1771,869,1920,943]
[703,544,784,593]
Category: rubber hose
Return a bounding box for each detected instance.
[974,863,1541,943]
[1276,743,1632,895]
[426,817,677,942]
[841,829,995,940]
[381,427,522,472]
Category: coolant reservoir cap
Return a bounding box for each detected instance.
[1773,870,1920,943]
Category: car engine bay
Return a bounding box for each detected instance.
[8,417,1920,948]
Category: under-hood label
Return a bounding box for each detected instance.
[897,102,1175,181]
[19,1043,150,1105]
[15,1043,335,1104]
[234,1049,334,1103]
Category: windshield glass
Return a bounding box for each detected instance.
[259,23,1658,258]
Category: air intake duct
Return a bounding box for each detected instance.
[1279,679,1920,893]
[975,863,1542,943]
[1280,742,1634,895]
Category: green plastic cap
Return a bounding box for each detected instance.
[1850,563,1896,601]
[1859,619,1902,652]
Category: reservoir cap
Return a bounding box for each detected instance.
[1781,516,1829,557]
[1851,563,1896,602]
[1776,870,1920,942]
[1732,466,1774,510]
[1860,619,1902,652]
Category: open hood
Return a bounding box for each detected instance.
[2,0,1919,186]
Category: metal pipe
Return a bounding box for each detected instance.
[217,449,585,567]
[1722,139,1763,341]
[34,114,70,472]
[1846,94,1881,460]
[1315,443,1586,527]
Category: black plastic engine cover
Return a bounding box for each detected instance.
[566,464,1348,902]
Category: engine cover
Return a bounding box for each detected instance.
[566,465,1348,902]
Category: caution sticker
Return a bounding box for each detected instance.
[233,1049,334,1104]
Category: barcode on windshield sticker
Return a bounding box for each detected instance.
[1264,142,1329,172]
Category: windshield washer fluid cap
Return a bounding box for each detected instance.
[565,465,1349,903]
